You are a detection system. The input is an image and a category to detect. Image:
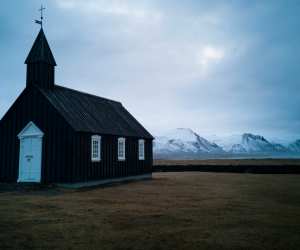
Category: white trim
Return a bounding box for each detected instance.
[18,121,44,139]
[138,139,145,160]
[17,121,43,183]
[118,137,126,161]
[91,135,101,162]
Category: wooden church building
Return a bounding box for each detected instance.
[0,28,153,185]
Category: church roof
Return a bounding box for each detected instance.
[25,28,57,66]
[38,85,153,139]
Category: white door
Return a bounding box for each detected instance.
[18,122,44,183]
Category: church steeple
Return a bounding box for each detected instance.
[25,28,56,88]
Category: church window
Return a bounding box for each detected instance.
[91,135,101,162]
[138,139,145,160]
[118,138,126,161]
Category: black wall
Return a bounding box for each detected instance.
[0,86,153,184]
[26,63,55,89]
[0,86,75,183]
[72,134,153,183]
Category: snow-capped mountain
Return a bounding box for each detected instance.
[154,128,224,158]
[289,140,300,152]
[154,129,298,159]
[208,133,288,154]
[241,133,280,153]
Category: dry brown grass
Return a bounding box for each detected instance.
[1,172,300,250]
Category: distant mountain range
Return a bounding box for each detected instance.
[154,128,300,159]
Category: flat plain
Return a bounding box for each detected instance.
[1,172,300,250]
[154,158,300,166]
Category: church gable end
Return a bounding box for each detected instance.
[0,85,76,183]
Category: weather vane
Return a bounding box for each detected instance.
[35,5,46,28]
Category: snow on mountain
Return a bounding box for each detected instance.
[154,129,298,159]
[154,128,224,156]
[288,140,300,152]
[229,144,247,154]
[207,134,241,151]
[208,133,288,153]
[241,133,275,152]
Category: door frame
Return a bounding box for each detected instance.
[17,121,44,183]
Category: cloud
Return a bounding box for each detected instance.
[196,45,225,75]
[200,46,225,64]
[55,0,162,21]
[1,1,300,139]
[43,1,300,138]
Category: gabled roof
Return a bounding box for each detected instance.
[25,28,57,66]
[38,85,153,139]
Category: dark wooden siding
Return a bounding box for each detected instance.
[72,133,153,183]
[0,86,76,184]
[0,86,153,184]
[26,63,55,89]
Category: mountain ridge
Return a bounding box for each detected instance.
[154,128,300,159]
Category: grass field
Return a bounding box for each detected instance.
[1,172,300,250]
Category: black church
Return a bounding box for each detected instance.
[0,28,153,185]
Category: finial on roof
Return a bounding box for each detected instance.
[35,5,46,28]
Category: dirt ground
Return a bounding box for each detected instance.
[1,172,300,250]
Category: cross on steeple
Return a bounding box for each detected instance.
[35,5,46,28]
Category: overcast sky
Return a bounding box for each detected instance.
[0,0,299,140]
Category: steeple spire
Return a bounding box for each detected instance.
[25,28,56,66]
[25,28,56,88]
